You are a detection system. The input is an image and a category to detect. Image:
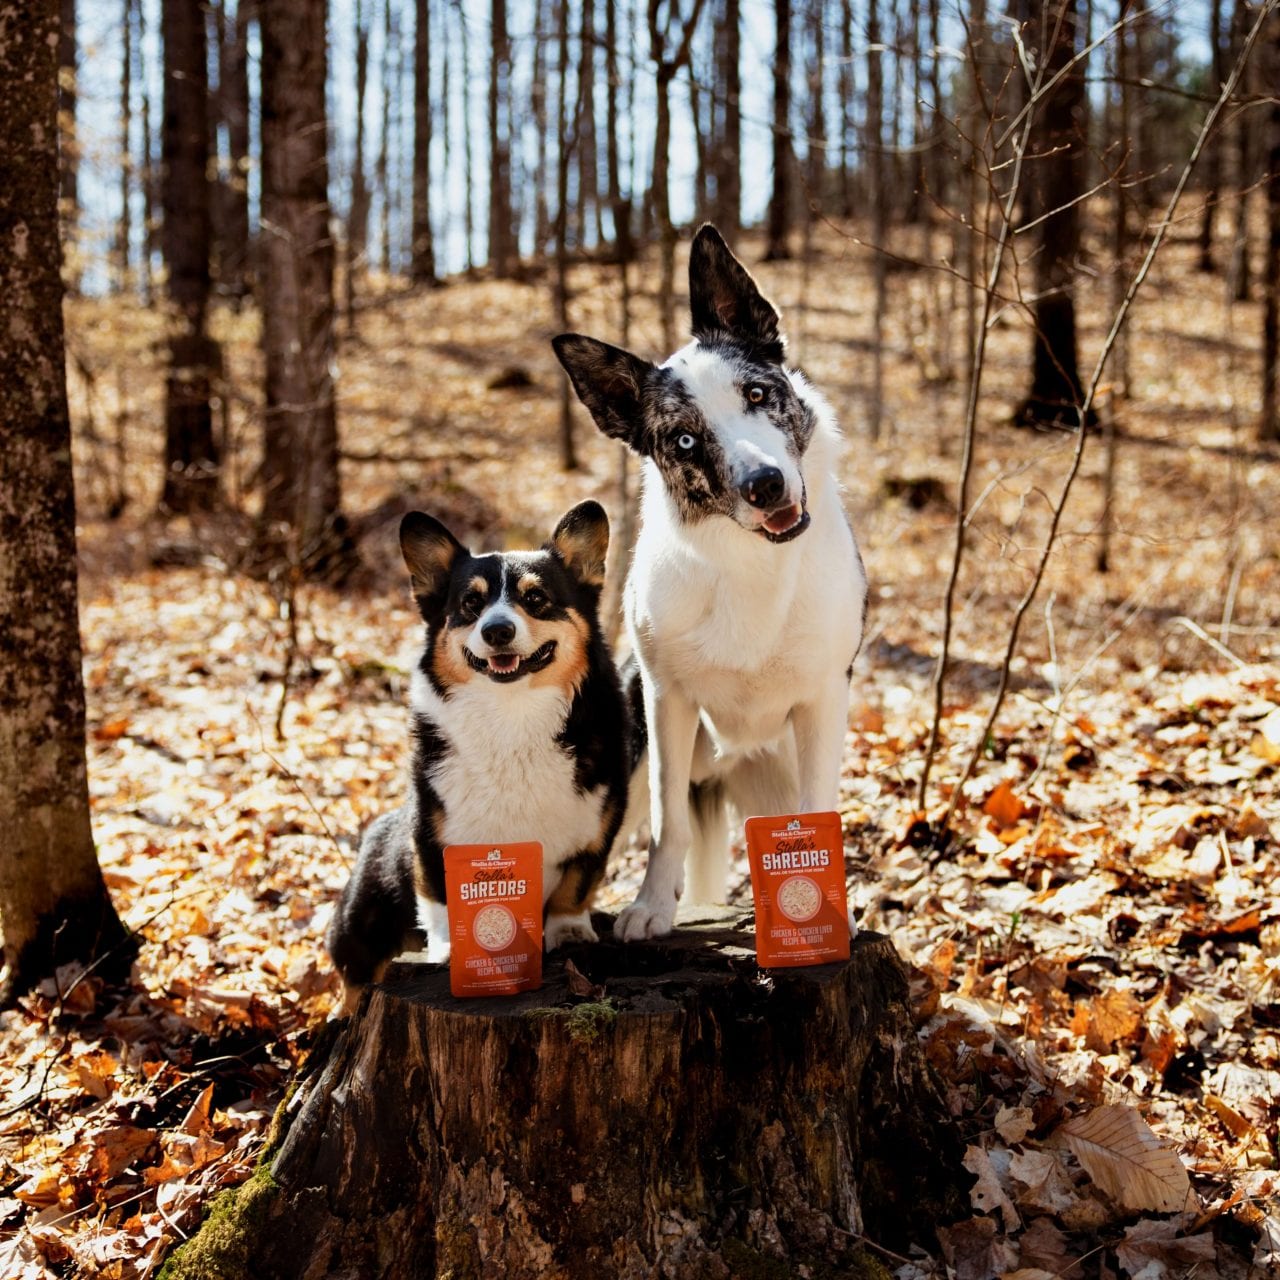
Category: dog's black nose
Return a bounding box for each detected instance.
[481,618,516,647]
[741,467,786,509]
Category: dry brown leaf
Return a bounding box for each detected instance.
[180,1083,215,1137]
[962,1145,1021,1231]
[1203,1092,1253,1140]
[1059,1105,1194,1214]
[937,1216,1019,1280]
[1114,1219,1214,1279]
[983,780,1027,831]
[1008,1149,1078,1215]
[1085,989,1144,1053]
[994,1104,1034,1144]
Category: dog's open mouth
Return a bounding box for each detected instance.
[756,503,810,544]
[465,640,558,682]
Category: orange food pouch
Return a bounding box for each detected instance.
[443,842,543,997]
[745,812,850,968]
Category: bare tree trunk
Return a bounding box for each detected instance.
[116,0,133,293]
[1228,0,1254,302]
[1198,0,1226,271]
[1013,0,1090,430]
[377,0,394,274]
[578,0,601,246]
[1262,10,1280,442]
[806,0,825,219]
[58,0,78,292]
[488,0,516,275]
[839,0,855,217]
[160,0,221,514]
[555,0,581,470]
[532,0,551,254]
[763,0,792,260]
[0,0,129,1005]
[217,0,252,301]
[1110,0,1132,401]
[256,0,354,579]
[649,0,706,352]
[688,63,709,224]
[412,0,437,282]
[137,0,154,305]
[347,0,372,320]
[867,0,886,439]
[715,0,741,235]
[456,0,476,270]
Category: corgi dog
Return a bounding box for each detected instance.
[326,501,630,1009]
[553,224,868,942]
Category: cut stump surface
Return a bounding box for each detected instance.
[165,908,964,1280]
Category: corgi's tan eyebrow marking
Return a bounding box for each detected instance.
[467,576,488,594]
[517,573,543,594]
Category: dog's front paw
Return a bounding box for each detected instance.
[544,911,598,951]
[615,895,677,942]
[425,935,452,965]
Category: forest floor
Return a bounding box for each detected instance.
[1,221,1278,1278]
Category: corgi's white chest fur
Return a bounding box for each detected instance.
[410,670,605,899]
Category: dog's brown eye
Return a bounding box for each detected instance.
[460,591,484,617]
[746,384,767,406]
[524,589,548,611]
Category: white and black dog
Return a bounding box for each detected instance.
[326,502,631,1009]
[553,224,867,941]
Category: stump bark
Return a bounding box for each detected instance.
[168,909,964,1280]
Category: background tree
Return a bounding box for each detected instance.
[411,0,437,282]
[763,0,793,260]
[1013,0,1089,429]
[160,0,220,514]
[1262,5,1280,441]
[648,0,708,350]
[487,0,516,276]
[211,1,253,301]
[346,0,373,321]
[256,0,353,576]
[58,0,78,291]
[0,0,128,1005]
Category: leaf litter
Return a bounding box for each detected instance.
[3,227,1278,1275]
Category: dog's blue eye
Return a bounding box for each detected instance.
[677,433,697,452]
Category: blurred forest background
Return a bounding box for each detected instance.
[1,0,1279,1275]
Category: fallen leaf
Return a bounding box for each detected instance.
[984,780,1027,830]
[1059,1105,1194,1214]
[1008,1148,1078,1215]
[937,1215,1020,1280]
[563,958,604,1000]
[963,1144,1021,1231]
[994,1104,1034,1144]
[1114,1218,1214,1279]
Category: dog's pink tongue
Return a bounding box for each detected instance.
[764,504,802,534]
[488,654,520,674]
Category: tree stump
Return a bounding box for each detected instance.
[166,909,965,1280]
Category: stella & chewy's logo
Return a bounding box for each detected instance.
[787,819,801,831]
[487,848,503,860]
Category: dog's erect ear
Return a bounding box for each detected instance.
[552,333,654,449]
[688,224,784,362]
[550,500,610,588]
[400,512,464,615]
